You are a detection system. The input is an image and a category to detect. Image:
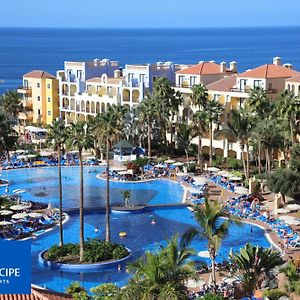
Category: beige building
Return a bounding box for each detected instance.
[18,70,59,125]
[285,74,300,96]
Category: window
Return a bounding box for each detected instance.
[37,96,40,101]
[139,74,146,82]
[48,111,51,116]
[77,70,82,79]
[37,83,40,88]
[48,97,51,102]
[178,76,184,86]
[190,76,197,86]
[213,94,221,101]
[47,84,51,89]
[128,73,134,82]
[24,80,28,89]
[107,86,112,93]
[38,109,41,115]
[254,80,262,88]
[268,83,273,91]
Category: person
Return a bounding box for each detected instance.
[94,227,99,233]
[117,264,122,271]
[151,219,156,225]
[250,226,253,233]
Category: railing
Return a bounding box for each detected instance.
[230,87,278,94]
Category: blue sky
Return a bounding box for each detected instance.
[1,0,300,28]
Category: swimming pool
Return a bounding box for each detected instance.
[0,167,271,293]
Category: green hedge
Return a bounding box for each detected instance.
[46,239,129,263]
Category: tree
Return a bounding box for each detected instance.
[206,100,224,166]
[94,105,126,243]
[0,90,23,123]
[182,199,238,294]
[190,84,209,110]
[91,283,120,300]
[176,123,195,166]
[289,144,300,172]
[228,109,253,179]
[229,243,283,296]
[66,282,90,300]
[133,156,149,177]
[121,190,131,208]
[46,120,67,246]
[139,95,157,157]
[267,168,300,201]
[67,121,93,262]
[276,91,300,147]
[247,87,272,118]
[119,234,196,300]
[0,113,18,160]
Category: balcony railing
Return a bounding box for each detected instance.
[17,86,32,95]
[230,87,278,94]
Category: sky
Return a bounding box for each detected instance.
[1,0,300,28]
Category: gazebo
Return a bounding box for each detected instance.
[113,140,136,161]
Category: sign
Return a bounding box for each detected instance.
[0,240,31,294]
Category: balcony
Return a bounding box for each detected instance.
[230,87,278,94]
[18,86,32,96]
[22,100,33,109]
[19,111,33,121]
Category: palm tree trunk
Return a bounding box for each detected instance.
[258,141,262,174]
[211,255,217,294]
[246,142,250,179]
[185,149,189,167]
[147,116,151,157]
[58,145,63,246]
[105,137,111,243]
[197,134,202,167]
[240,144,247,179]
[79,149,84,262]
[290,119,294,147]
[209,122,213,166]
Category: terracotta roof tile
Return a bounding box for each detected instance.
[23,71,56,79]
[207,74,238,92]
[239,64,299,78]
[0,287,73,300]
[176,62,232,75]
[286,74,300,83]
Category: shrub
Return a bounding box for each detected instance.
[46,239,129,263]
[112,245,129,260]
[226,157,243,170]
[199,293,225,300]
[263,289,287,300]
[90,283,120,300]
[66,282,89,299]
[187,162,196,172]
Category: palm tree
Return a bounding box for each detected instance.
[176,123,195,167]
[0,113,18,160]
[276,91,300,147]
[121,190,131,208]
[139,95,157,157]
[182,198,238,294]
[67,121,93,262]
[229,243,283,297]
[206,99,224,166]
[247,87,272,118]
[0,90,23,123]
[120,234,197,300]
[190,84,209,110]
[46,120,67,246]
[94,105,126,242]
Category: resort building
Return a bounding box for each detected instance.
[57,58,120,121]
[179,57,299,160]
[285,74,300,96]
[18,70,59,126]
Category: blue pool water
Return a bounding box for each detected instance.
[0,167,183,208]
[0,167,271,293]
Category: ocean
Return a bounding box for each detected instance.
[0,26,300,94]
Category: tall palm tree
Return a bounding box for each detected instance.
[176,123,195,167]
[182,198,238,293]
[190,84,209,110]
[94,105,126,242]
[229,243,283,296]
[139,95,157,157]
[247,87,272,118]
[120,234,197,300]
[67,121,93,262]
[206,99,224,166]
[46,120,67,246]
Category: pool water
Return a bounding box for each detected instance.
[0,167,271,293]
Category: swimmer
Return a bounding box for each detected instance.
[117,264,122,271]
[250,226,253,233]
[151,219,156,225]
[94,227,99,233]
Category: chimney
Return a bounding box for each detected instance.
[114,70,121,78]
[209,60,216,63]
[220,62,226,73]
[273,57,282,66]
[283,63,293,69]
[230,61,237,72]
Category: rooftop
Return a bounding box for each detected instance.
[0,286,73,300]
[207,74,238,92]
[176,61,233,75]
[239,64,299,78]
[286,74,300,83]
[23,70,56,79]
